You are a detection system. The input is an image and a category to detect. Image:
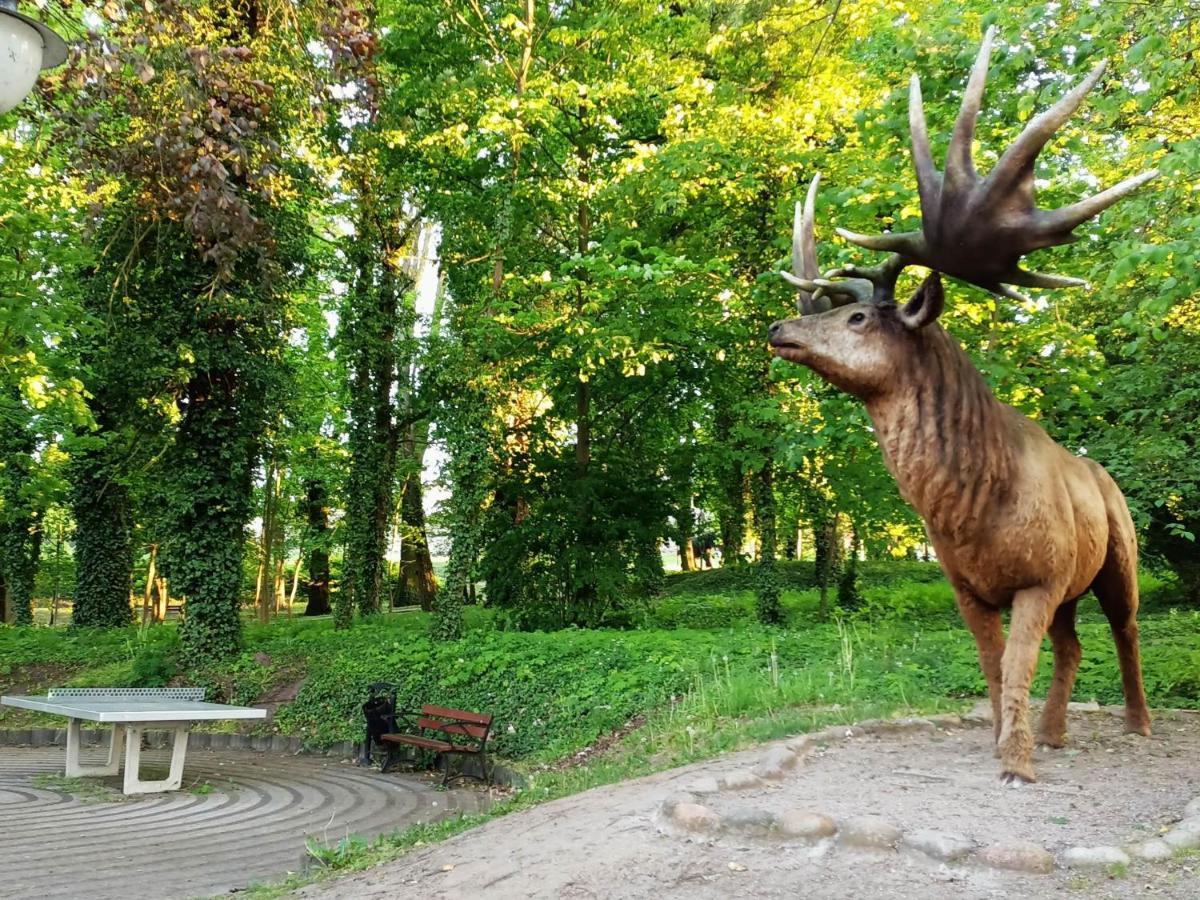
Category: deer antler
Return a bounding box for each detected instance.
[784,27,1159,306]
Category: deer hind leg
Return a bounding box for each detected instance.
[1092,539,1152,737]
[1037,599,1081,748]
[998,588,1054,784]
[955,591,1004,749]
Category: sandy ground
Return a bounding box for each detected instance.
[300,707,1200,900]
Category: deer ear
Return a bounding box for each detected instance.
[898,273,945,330]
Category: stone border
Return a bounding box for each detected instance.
[656,711,1200,876]
[0,728,527,788]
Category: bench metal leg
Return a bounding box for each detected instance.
[122,724,190,795]
[65,718,124,778]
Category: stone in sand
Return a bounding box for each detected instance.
[663,799,721,833]
[1184,797,1200,819]
[752,746,799,780]
[688,776,720,795]
[904,829,974,862]
[839,816,902,850]
[963,700,993,725]
[979,840,1054,874]
[1162,819,1200,850]
[1062,846,1130,868]
[1128,839,1173,862]
[720,770,765,791]
[723,807,776,836]
[776,810,837,841]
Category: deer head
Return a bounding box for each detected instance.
[768,27,1158,398]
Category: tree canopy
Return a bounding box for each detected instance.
[1,0,1197,656]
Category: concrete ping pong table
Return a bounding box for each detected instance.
[1,687,266,795]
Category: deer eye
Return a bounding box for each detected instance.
[848,311,866,325]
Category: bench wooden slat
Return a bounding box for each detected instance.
[415,717,489,740]
[421,704,492,726]
[381,734,456,753]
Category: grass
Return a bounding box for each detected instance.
[31,773,127,803]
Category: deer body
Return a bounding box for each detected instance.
[769,29,1156,783]
[772,298,1152,784]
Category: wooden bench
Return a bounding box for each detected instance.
[380,704,494,785]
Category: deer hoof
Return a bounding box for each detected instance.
[1124,717,1152,738]
[1000,767,1037,787]
[1036,734,1067,749]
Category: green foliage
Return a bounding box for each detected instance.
[68,448,132,629]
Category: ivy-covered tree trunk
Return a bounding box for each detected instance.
[303,478,332,617]
[1,390,42,626]
[813,512,840,621]
[341,237,401,623]
[435,405,490,641]
[720,468,748,567]
[165,370,257,666]
[70,448,133,628]
[397,473,437,611]
[753,463,782,625]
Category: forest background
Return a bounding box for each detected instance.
[1,0,1198,670]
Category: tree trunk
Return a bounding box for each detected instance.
[304,478,332,616]
[397,473,437,611]
[753,464,782,625]
[142,544,158,625]
[70,446,133,628]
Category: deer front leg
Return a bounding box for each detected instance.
[955,591,1005,749]
[998,589,1055,784]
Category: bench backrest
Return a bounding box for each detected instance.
[48,687,206,702]
[418,704,492,741]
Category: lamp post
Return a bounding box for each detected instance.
[0,0,67,114]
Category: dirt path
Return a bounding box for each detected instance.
[300,707,1200,900]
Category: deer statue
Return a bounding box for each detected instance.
[768,29,1157,784]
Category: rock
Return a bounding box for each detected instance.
[1128,839,1174,862]
[688,776,720,795]
[662,798,721,833]
[1162,820,1200,850]
[839,816,902,850]
[979,840,1054,874]
[785,735,814,758]
[889,717,936,733]
[752,747,799,780]
[776,810,837,841]
[1062,846,1130,868]
[720,770,765,791]
[904,829,974,862]
[926,713,963,729]
[1184,797,1200,819]
[724,808,777,836]
[1066,700,1101,712]
[963,700,993,725]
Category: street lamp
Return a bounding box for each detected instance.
[0,0,67,114]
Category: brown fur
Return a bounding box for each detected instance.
[769,288,1151,783]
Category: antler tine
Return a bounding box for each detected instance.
[780,175,827,314]
[909,74,941,227]
[944,25,995,192]
[835,227,923,256]
[983,59,1108,199]
[1037,168,1161,235]
[1004,268,1088,289]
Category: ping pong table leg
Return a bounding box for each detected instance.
[65,718,124,778]
[122,723,190,794]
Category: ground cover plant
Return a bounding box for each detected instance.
[4,567,1196,757]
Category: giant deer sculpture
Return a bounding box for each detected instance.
[768,29,1157,784]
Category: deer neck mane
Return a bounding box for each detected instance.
[864,324,1018,539]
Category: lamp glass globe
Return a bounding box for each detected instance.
[0,13,44,115]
